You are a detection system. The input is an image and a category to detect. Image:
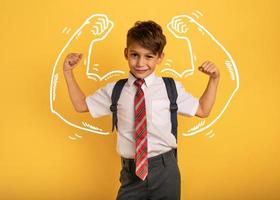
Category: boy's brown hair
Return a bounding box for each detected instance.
[126,20,166,55]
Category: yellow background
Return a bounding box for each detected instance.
[1,0,280,199]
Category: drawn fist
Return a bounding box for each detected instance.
[63,53,83,71]
[167,15,194,39]
[82,14,114,41]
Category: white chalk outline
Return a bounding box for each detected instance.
[205,129,215,138]
[51,13,239,137]
[50,14,122,135]
[68,133,83,140]
[165,14,239,136]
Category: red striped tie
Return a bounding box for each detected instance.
[134,79,148,181]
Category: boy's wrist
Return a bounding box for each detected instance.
[209,76,220,84]
[63,69,73,74]
[63,69,74,78]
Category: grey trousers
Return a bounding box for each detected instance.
[116,149,181,200]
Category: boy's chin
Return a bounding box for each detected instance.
[131,70,153,79]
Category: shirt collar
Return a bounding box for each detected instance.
[127,71,156,88]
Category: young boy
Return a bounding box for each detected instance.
[63,20,219,200]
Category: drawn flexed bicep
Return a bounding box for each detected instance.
[162,14,239,137]
[50,14,120,135]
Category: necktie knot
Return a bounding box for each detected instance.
[134,79,145,88]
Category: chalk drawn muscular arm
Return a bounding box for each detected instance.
[50,14,114,134]
[167,15,239,136]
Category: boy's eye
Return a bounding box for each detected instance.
[131,53,138,57]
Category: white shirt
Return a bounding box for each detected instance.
[86,72,199,158]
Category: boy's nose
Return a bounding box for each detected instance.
[137,57,145,67]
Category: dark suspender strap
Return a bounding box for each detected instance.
[110,79,128,132]
[162,77,178,159]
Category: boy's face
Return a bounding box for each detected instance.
[124,42,164,79]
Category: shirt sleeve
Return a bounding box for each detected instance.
[85,82,115,118]
[175,80,199,117]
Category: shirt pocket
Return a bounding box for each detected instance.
[151,99,170,126]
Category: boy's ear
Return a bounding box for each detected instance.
[124,48,128,60]
[157,52,165,64]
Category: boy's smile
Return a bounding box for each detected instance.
[124,42,164,79]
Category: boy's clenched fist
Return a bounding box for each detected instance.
[63,53,83,71]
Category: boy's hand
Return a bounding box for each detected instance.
[198,61,220,79]
[63,53,83,72]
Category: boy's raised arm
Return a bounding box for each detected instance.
[195,61,220,118]
[63,53,89,113]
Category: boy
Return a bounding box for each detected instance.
[63,20,219,200]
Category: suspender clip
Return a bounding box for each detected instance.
[170,103,178,112]
[110,104,117,113]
